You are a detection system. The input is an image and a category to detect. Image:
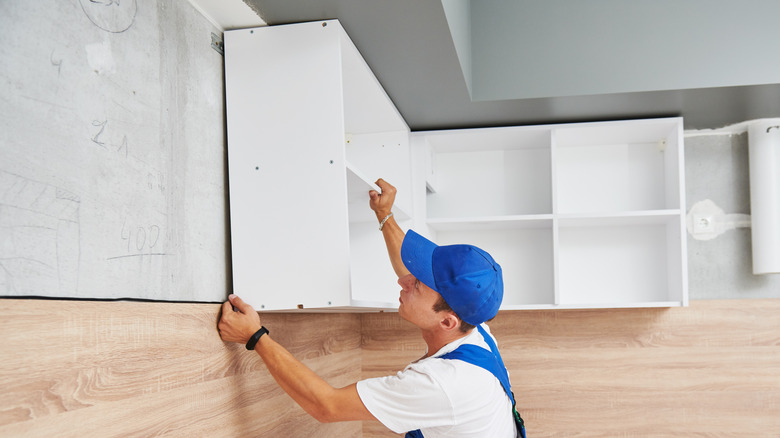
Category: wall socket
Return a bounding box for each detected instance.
[693,215,715,234]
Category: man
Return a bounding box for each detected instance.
[218,179,524,437]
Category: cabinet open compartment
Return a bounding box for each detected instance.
[432,219,555,309]
[553,118,683,215]
[419,127,552,219]
[556,214,687,307]
[346,165,407,309]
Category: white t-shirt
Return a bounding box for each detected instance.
[356,324,517,437]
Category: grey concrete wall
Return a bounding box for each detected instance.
[470,0,780,101]
[685,129,780,299]
[0,0,229,302]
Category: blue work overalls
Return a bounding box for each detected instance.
[405,325,526,438]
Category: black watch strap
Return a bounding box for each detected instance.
[246,326,269,350]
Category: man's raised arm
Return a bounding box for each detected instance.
[368,179,410,279]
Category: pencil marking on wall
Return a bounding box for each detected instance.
[0,171,81,295]
[109,218,168,261]
[50,50,63,76]
[91,119,108,147]
[147,172,165,193]
[91,119,129,157]
[79,0,137,34]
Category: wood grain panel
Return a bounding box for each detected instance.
[2,299,778,437]
[360,299,780,437]
[0,299,362,437]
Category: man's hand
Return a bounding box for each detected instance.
[218,294,262,344]
[368,178,410,278]
[369,178,396,219]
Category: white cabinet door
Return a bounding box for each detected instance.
[225,21,409,311]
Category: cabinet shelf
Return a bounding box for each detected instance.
[556,210,682,226]
[346,161,411,223]
[427,215,552,232]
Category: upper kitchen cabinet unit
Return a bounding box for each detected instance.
[225,20,688,312]
[412,117,688,309]
[225,20,412,311]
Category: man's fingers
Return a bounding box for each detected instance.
[374,179,396,196]
[374,178,389,191]
[221,300,233,316]
[228,294,253,314]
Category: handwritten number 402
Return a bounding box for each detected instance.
[121,223,161,253]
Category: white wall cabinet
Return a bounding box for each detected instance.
[225,20,411,311]
[225,20,688,312]
[413,118,688,309]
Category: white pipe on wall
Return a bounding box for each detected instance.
[748,118,780,275]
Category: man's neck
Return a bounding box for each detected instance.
[420,328,473,360]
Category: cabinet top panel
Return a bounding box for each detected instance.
[413,125,551,152]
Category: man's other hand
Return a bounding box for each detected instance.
[218,294,262,344]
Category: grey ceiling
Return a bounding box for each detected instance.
[243,0,780,131]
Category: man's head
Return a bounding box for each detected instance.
[400,230,504,327]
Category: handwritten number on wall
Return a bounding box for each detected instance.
[91,119,129,157]
[121,221,161,253]
[92,120,107,147]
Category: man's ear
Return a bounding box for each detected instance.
[439,312,460,332]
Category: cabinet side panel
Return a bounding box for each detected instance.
[225,24,351,310]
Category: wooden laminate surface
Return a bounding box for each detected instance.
[1,299,778,437]
[0,300,362,437]
[361,299,780,437]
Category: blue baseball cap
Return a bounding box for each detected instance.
[401,230,504,326]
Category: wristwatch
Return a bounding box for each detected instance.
[245,326,270,350]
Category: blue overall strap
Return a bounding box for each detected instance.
[440,325,526,438]
[405,325,526,438]
[440,325,514,404]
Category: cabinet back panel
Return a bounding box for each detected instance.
[349,221,402,307]
[436,227,555,306]
[428,148,552,218]
[555,142,667,213]
[558,224,669,304]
